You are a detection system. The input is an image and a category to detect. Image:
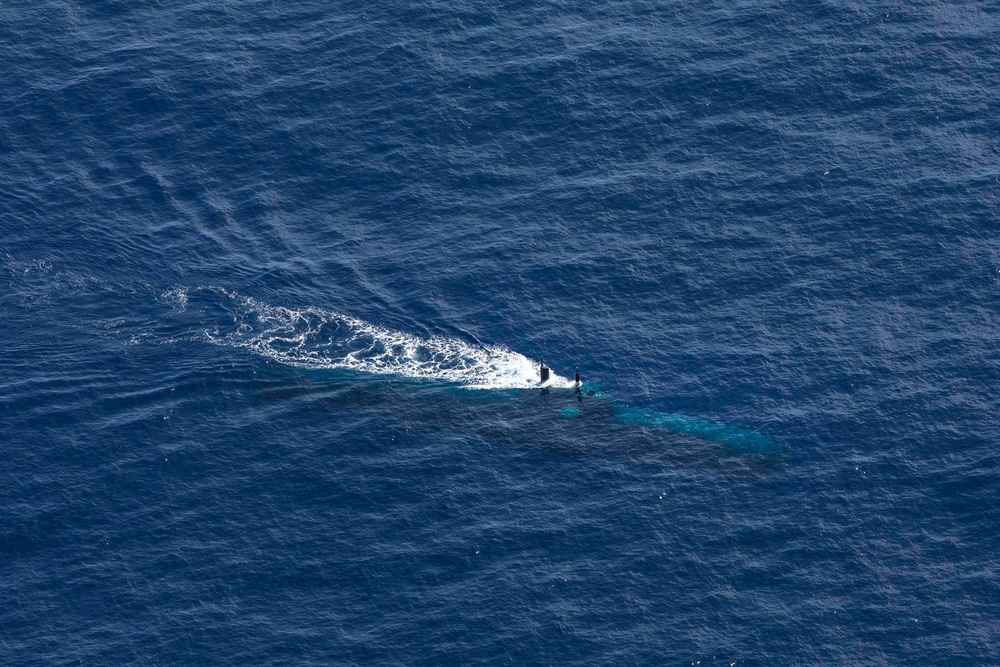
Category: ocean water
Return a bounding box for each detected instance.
[2,0,999,664]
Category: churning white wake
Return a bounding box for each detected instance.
[166,289,571,390]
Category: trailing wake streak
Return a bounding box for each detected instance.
[166,288,573,390]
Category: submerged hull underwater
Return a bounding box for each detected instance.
[539,381,777,455]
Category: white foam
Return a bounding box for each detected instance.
[191,291,571,390]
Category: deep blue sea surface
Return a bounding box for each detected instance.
[3,0,999,664]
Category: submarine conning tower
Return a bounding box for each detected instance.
[539,357,550,383]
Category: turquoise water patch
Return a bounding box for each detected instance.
[561,405,582,419]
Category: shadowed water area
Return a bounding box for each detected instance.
[2,0,999,664]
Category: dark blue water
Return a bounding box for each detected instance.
[3,0,999,663]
